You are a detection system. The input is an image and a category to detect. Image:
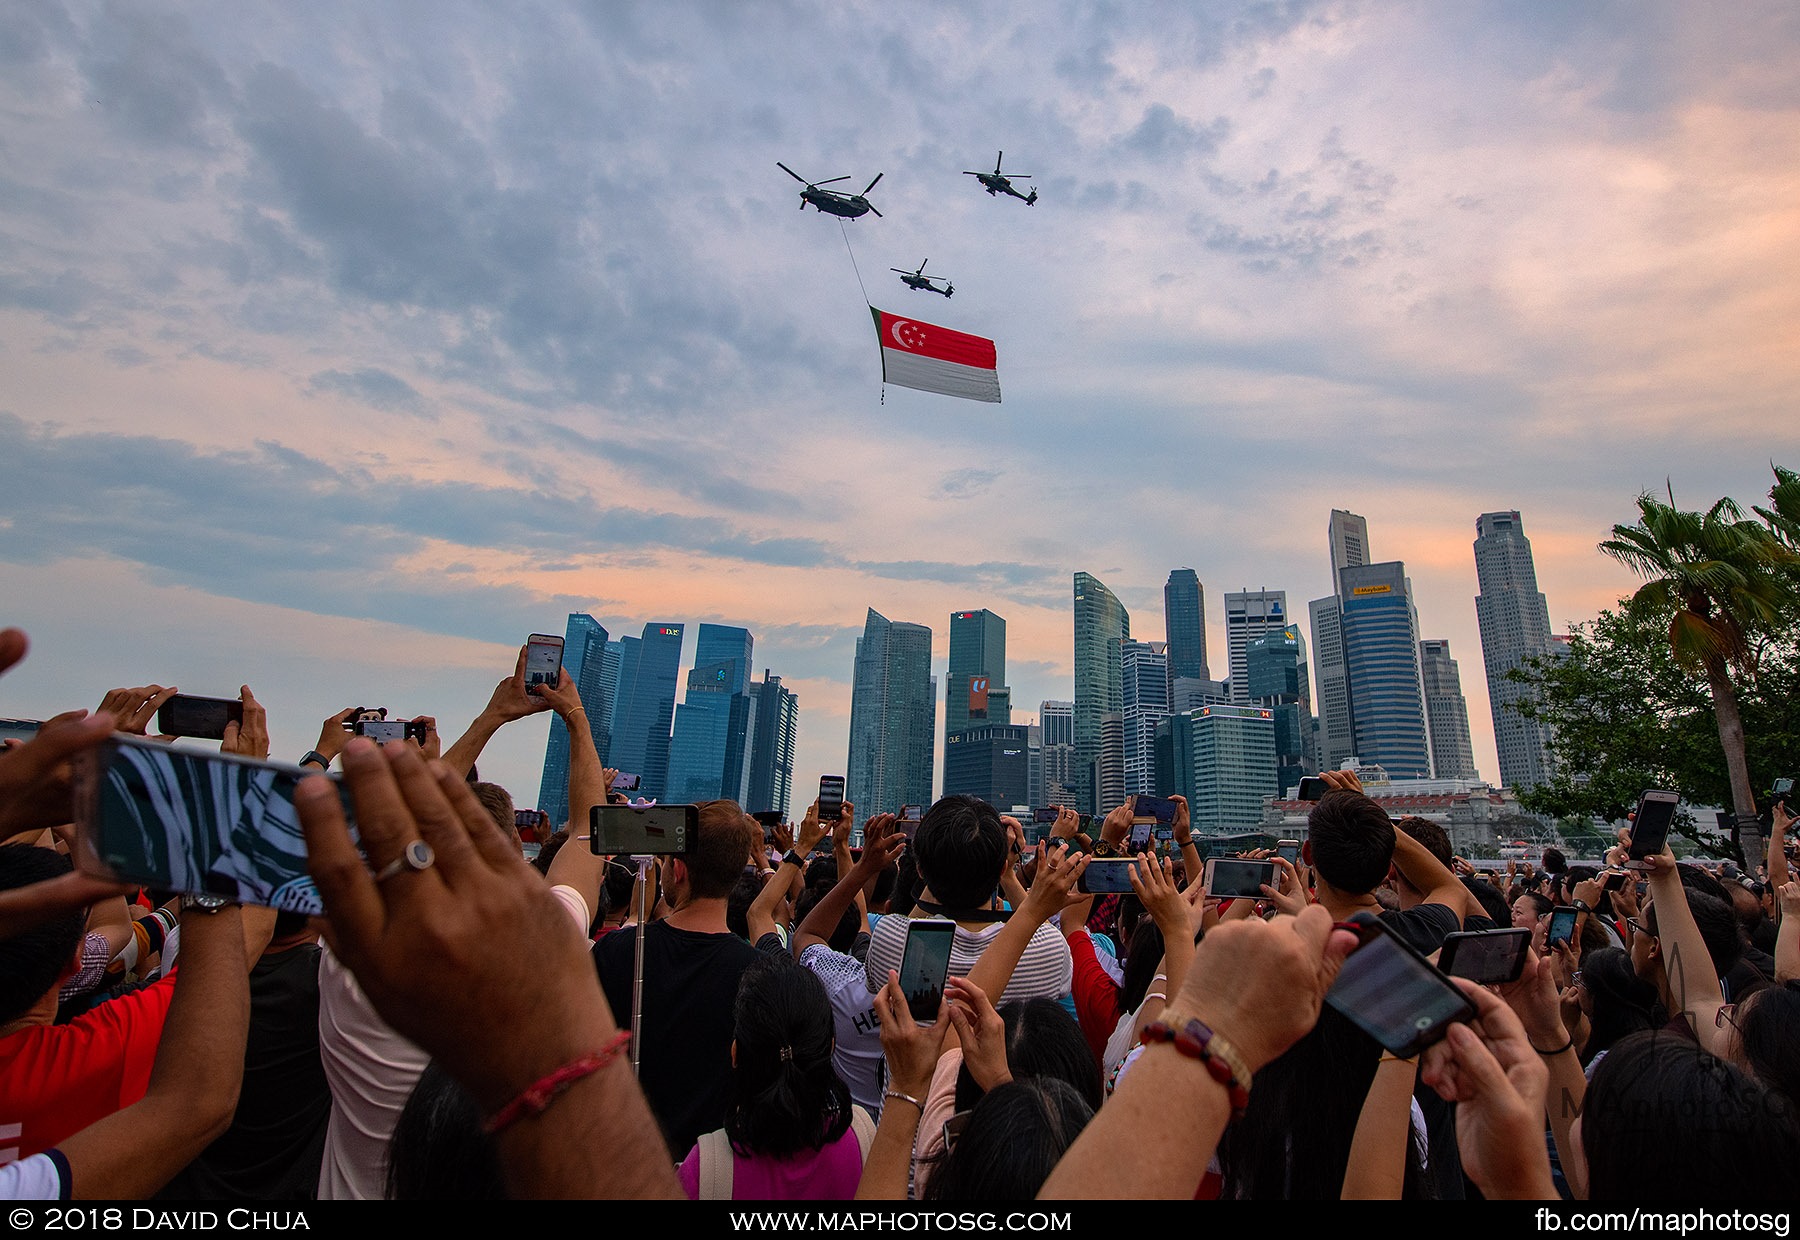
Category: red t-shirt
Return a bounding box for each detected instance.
[0,976,175,1163]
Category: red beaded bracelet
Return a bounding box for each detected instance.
[482,1029,632,1135]
[1138,1017,1252,1120]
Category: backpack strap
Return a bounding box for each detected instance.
[849,1104,878,1162]
[695,1128,736,1200]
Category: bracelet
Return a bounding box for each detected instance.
[1530,1037,1575,1056]
[882,1089,925,1112]
[1138,1017,1252,1120]
[482,1030,631,1135]
[1151,973,1168,985]
[1142,991,1168,1005]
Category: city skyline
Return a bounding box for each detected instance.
[3,5,1795,815]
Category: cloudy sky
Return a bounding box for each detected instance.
[3,0,1797,808]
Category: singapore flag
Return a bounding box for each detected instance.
[870,307,1001,403]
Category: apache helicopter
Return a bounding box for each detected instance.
[963,151,1036,205]
[777,163,884,218]
[890,259,953,298]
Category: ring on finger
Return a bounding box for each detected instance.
[374,839,436,883]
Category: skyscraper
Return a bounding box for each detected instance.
[1337,562,1431,778]
[694,623,753,695]
[1247,624,1312,796]
[1419,639,1479,780]
[943,724,1032,809]
[1157,705,1277,833]
[1224,589,1288,704]
[608,623,685,800]
[1120,640,1170,798]
[1328,509,1372,597]
[1073,573,1130,814]
[1164,569,1208,683]
[945,609,1010,776]
[666,624,756,804]
[1474,511,1557,791]
[536,614,610,826]
[745,671,798,818]
[847,609,936,818]
[1038,700,1075,809]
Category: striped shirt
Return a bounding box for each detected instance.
[863,914,1072,1008]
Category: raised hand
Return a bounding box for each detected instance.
[946,976,1010,1091]
[220,686,269,760]
[96,685,178,736]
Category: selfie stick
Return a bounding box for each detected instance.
[629,854,654,1076]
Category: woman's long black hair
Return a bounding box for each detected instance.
[724,955,853,1158]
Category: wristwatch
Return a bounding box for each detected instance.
[299,750,331,770]
[181,894,230,914]
[782,850,807,870]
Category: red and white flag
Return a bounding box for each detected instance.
[870,307,1001,403]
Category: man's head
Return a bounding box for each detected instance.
[1304,790,1395,896]
[469,781,522,855]
[657,800,754,908]
[1541,846,1567,876]
[1638,889,1744,985]
[1389,816,1451,908]
[913,795,1007,912]
[0,846,85,1024]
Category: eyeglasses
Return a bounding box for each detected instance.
[1715,1004,1739,1032]
[1626,917,1656,939]
[1570,970,1584,989]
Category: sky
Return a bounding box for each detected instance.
[2,0,1797,811]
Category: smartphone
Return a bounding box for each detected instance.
[1033,806,1060,824]
[1297,776,1328,801]
[817,775,846,825]
[1079,858,1139,894]
[897,803,923,841]
[74,735,350,914]
[1546,906,1579,950]
[898,919,956,1022]
[1437,928,1532,985]
[1276,839,1301,867]
[1326,913,1477,1057]
[588,804,696,856]
[1131,795,1178,824]
[1204,857,1278,899]
[1601,869,1627,892]
[524,633,565,694]
[1128,819,1154,852]
[351,718,427,745]
[1626,790,1679,868]
[154,694,245,741]
[751,809,783,844]
[513,808,548,832]
[613,772,641,792]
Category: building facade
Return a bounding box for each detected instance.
[1419,639,1479,781]
[744,671,798,818]
[943,723,1032,810]
[536,613,610,826]
[608,622,685,801]
[1157,705,1278,834]
[1120,639,1170,799]
[847,609,936,819]
[1164,569,1209,683]
[1337,563,1431,779]
[1073,573,1130,814]
[1474,511,1557,792]
[1224,589,1289,704]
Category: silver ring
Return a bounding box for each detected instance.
[374,839,435,882]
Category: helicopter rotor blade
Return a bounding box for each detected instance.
[889,269,910,275]
[776,162,807,184]
[865,203,882,218]
[815,175,851,186]
[994,150,1004,174]
[863,172,883,194]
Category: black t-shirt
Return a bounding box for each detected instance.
[1461,914,1500,934]
[159,944,329,1200]
[1379,902,1462,955]
[594,921,762,1159]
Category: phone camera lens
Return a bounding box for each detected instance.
[1414,1016,1434,1030]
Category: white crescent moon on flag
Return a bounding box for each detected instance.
[889,318,926,351]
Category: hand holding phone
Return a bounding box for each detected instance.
[1326,913,1476,1057]
[898,920,956,1022]
[1625,789,1678,869]
[524,633,565,696]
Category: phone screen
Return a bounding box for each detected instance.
[1128,819,1154,851]
[1277,841,1300,866]
[1297,776,1328,801]
[155,694,245,741]
[613,772,641,792]
[589,804,696,855]
[354,719,409,745]
[1326,918,1475,1056]
[1034,807,1060,824]
[1206,858,1276,898]
[1132,795,1178,823]
[1079,859,1138,894]
[1628,791,1678,860]
[899,920,956,1022]
[525,634,565,689]
[818,775,846,824]
[1439,929,1530,985]
[76,735,350,914]
[1547,907,1579,949]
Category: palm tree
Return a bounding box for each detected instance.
[1598,487,1800,858]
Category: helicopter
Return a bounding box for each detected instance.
[963,151,1037,205]
[889,259,953,298]
[777,163,884,218]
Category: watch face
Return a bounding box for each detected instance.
[186,894,229,911]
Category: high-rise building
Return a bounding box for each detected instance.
[1337,563,1431,778]
[1026,722,1042,814]
[945,609,1010,777]
[666,658,754,805]
[1419,639,1479,780]
[1329,509,1372,598]
[1309,596,1354,771]
[745,671,798,818]
[1475,511,1558,791]
[1097,711,1126,814]
[1038,700,1075,808]
[847,609,936,818]
[1156,705,1277,833]
[536,614,610,826]
[694,624,753,695]
[1073,573,1130,814]
[608,623,685,800]
[1164,570,1209,683]
[1120,640,1170,799]
[943,724,1032,809]
[1247,624,1312,796]
[1224,590,1289,704]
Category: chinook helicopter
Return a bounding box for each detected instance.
[777,163,884,218]
[890,259,953,298]
[963,151,1036,205]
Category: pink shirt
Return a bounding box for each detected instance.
[679,1124,866,1200]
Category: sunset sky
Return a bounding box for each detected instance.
[3,1,1797,810]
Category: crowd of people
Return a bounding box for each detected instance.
[1,622,1796,1201]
